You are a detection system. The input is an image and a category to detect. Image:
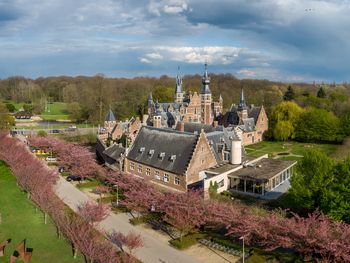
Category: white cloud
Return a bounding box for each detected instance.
[139,57,152,63]
[237,69,256,77]
[152,46,242,64]
[145,52,163,60]
[148,0,188,16]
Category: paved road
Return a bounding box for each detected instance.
[13,127,97,136]
[54,177,201,263]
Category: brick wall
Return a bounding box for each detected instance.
[125,159,187,192]
[187,131,217,184]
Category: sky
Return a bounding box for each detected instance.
[0,0,350,82]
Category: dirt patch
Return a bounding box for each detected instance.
[184,243,239,263]
[137,225,239,263]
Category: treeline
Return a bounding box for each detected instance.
[268,86,350,143]
[285,149,350,224]
[0,74,333,123]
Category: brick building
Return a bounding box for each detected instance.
[145,64,223,128]
[125,126,217,192]
[219,89,268,145]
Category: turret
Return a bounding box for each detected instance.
[104,109,117,133]
[147,93,154,116]
[175,66,184,103]
[237,88,248,121]
[201,62,211,95]
[200,63,213,125]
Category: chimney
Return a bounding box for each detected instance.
[178,121,185,132]
[153,115,161,128]
[230,139,242,165]
[142,114,149,124]
[213,121,218,127]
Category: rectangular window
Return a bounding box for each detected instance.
[164,173,169,183]
[130,162,135,171]
[175,176,180,185]
[155,170,160,180]
[146,167,151,176]
[138,164,142,173]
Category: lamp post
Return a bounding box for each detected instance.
[116,184,119,206]
[239,236,245,263]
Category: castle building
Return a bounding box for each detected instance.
[218,89,268,145]
[145,64,223,128]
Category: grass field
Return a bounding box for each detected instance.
[39,102,70,120]
[14,123,94,130]
[245,140,339,161]
[0,161,84,263]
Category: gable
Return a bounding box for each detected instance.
[187,131,217,181]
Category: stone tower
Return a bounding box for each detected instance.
[175,67,184,103]
[237,88,248,122]
[200,63,213,125]
[104,109,116,133]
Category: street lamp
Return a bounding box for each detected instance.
[239,236,245,263]
[116,184,119,206]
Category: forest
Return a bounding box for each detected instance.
[1,74,350,143]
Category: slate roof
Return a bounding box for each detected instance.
[249,107,262,124]
[175,122,222,134]
[127,126,199,175]
[103,144,125,160]
[206,128,240,162]
[105,109,116,122]
[111,121,129,134]
[219,106,262,128]
[158,102,188,112]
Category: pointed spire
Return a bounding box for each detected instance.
[175,66,183,94]
[238,88,247,110]
[148,92,154,108]
[105,109,116,122]
[201,62,211,94]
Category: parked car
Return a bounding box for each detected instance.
[45,156,57,162]
[51,129,60,134]
[66,175,82,182]
[58,166,65,173]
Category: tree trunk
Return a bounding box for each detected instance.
[72,244,78,259]
[56,226,61,239]
[27,192,30,199]
[44,212,47,224]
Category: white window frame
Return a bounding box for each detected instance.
[164,173,169,183]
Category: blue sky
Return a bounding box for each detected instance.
[0,0,349,82]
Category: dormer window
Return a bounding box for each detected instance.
[170,155,176,162]
[139,147,145,153]
[149,149,154,156]
[220,137,225,142]
[159,152,165,159]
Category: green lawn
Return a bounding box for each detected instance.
[0,161,84,263]
[15,123,94,130]
[245,140,339,161]
[39,102,70,121]
[2,100,24,111]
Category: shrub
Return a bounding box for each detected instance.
[169,233,206,250]
[37,130,47,137]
